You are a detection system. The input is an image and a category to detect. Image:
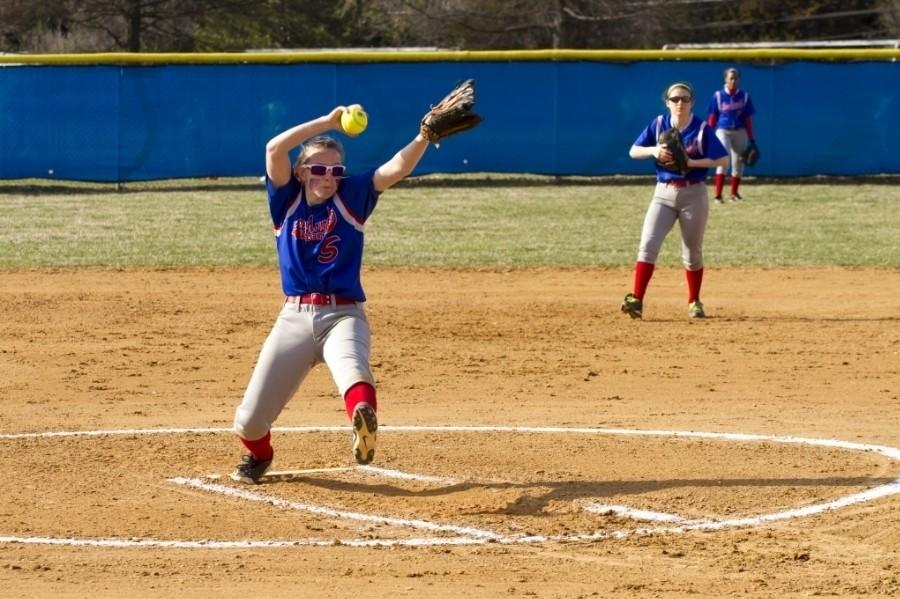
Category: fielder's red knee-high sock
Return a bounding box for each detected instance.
[730,176,741,196]
[344,382,377,419]
[240,431,273,461]
[632,261,655,300]
[714,174,725,197]
[685,268,704,303]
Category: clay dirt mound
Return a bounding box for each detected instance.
[1,267,899,598]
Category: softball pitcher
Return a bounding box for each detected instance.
[707,67,757,203]
[230,106,419,484]
[231,84,481,484]
[621,81,728,321]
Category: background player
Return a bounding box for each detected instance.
[707,67,757,203]
[621,81,728,320]
[230,105,432,484]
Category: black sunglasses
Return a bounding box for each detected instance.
[667,96,693,104]
[304,164,346,177]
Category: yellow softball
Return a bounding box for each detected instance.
[341,104,368,135]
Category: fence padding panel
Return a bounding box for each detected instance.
[0,60,896,181]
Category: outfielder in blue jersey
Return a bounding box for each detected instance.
[707,67,757,202]
[230,104,434,484]
[621,81,728,321]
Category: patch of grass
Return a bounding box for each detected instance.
[0,179,273,267]
[0,177,897,268]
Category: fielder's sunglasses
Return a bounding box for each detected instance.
[667,96,693,103]
[304,164,346,177]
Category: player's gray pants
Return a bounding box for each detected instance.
[636,182,709,271]
[234,302,375,441]
[715,128,749,177]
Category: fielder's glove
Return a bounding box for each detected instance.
[741,140,760,167]
[656,127,690,175]
[420,79,483,143]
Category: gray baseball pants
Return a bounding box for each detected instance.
[637,182,709,271]
[234,302,375,441]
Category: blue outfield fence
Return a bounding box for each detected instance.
[0,53,897,181]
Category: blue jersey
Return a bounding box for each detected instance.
[707,88,755,130]
[266,168,380,301]
[633,114,727,184]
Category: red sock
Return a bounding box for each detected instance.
[714,174,725,197]
[685,268,704,303]
[240,431,273,461]
[632,261,655,300]
[344,381,377,419]
[730,176,741,196]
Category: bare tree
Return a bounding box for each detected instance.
[877,0,900,39]
[360,0,567,49]
[0,0,69,52]
[193,0,373,51]
[63,0,218,52]
[1,0,225,53]
[2,0,895,53]
[359,0,711,49]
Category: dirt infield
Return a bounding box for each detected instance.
[1,267,899,598]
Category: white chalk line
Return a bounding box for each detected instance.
[169,476,508,541]
[2,425,900,549]
[576,476,900,536]
[358,465,459,485]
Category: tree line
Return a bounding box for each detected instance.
[1,0,897,53]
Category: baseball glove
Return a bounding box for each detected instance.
[656,127,690,175]
[741,140,760,167]
[420,79,483,143]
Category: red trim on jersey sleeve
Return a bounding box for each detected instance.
[333,193,365,231]
[707,113,718,128]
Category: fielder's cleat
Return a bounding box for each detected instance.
[688,300,706,319]
[730,193,742,202]
[230,454,272,484]
[714,195,724,205]
[620,293,643,319]
[352,403,378,465]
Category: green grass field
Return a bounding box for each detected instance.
[0,177,897,268]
